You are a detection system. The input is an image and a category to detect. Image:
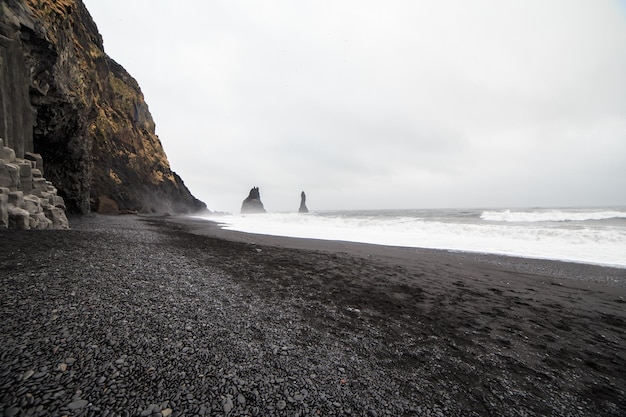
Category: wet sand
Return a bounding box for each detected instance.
[1,214,625,416]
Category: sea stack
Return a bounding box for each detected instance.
[299,191,309,213]
[241,187,266,214]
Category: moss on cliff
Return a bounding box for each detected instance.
[0,0,206,213]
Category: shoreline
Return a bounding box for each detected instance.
[187,207,626,271]
[170,215,626,288]
[1,214,625,416]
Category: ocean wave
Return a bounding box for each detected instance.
[197,210,626,268]
[480,209,626,223]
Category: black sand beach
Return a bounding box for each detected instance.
[1,214,625,416]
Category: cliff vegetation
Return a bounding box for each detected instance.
[0,0,206,214]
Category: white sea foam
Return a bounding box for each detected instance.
[480,208,626,223]
[196,208,626,268]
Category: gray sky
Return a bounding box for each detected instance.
[83,0,626,213]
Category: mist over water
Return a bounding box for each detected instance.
[196,207,626,268]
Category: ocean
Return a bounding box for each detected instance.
[195,207,626,268]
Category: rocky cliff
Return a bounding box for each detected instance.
[1,137,69,230]
[0,0,206,214]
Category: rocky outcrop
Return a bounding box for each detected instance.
[0,0,206,214]
[0,138,69,229]
[299,191,309,213]
[241,187,266,214]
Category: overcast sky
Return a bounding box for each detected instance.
[82,0,626,213]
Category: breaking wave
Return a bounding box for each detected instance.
[196,207,626,268]
[480,209,626,223]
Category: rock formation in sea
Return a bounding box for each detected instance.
[0,0,206,215]
[241,187,266,214]
[299,191,309,213]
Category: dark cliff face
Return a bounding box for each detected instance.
[0,0,206,214]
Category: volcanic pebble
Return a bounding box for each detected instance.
[0,215,624,417]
